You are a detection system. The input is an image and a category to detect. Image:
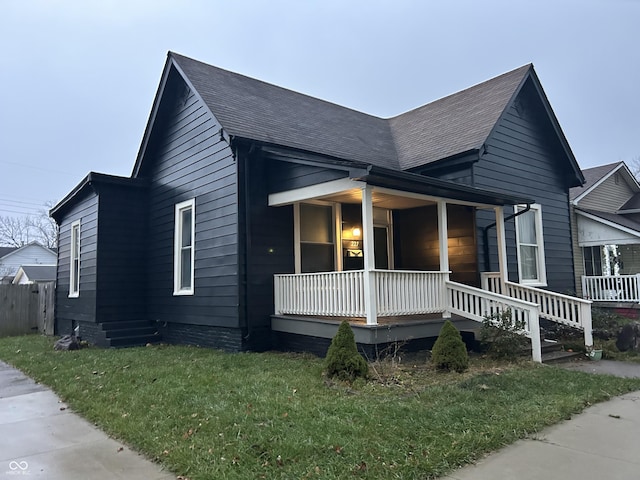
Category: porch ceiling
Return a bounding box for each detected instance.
[322,189,435,210]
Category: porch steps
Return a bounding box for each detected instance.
[99,320,161,348]
[540,340,584,364]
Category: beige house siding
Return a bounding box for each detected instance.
[578,173,636,212]
[570,204,585,296]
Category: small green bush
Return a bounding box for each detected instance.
[325,320,368,381]
[480,309,528,359]
[431,320,469,373]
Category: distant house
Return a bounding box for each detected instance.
[570,161,640,302]
[50,52,593,361]
[12,265,57,285]
[0,242,57,284]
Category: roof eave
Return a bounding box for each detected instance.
[360,165,533,206]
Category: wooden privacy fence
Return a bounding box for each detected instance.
[0,282,55,337]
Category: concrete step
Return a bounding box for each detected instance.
[108,333,161,348]
[541,349,584,364]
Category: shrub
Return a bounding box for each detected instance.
[325,320,368,381]
[480,309,528,359]
[431,320,469,373]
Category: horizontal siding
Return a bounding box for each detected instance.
[142,69,240,328]
[579,173,635,212]
[55,192,99,325]
[474,80,575,292]
[268,160,347,193]
[243,155,295,333]
[95,183,148,322]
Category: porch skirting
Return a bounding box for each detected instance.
[271,314,480,356]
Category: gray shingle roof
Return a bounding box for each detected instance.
[569,162,622,201]
[171,53,531,172]
[390,65,531,170]
[0,247,16,259]
[172,53,399,169]
[18,265,57,282]
[620,192,640,210]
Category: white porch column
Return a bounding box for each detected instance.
[495,206,508,293]
[437,200,451,318]
[361,186,377,325]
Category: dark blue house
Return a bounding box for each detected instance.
[50,52,593,361]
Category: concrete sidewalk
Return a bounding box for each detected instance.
[444,360,640,480]
[0,361,175,479]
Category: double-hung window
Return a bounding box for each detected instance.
[514,204,547,286]
[69,220,80,297]
[174,199,195,295]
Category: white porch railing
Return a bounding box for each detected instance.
[482,272,593,347]
[446,281,541,362]
[582,274,640,303]
[274,270,449,317]
[274,270,545,362]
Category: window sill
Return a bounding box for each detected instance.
[173,290,194,296]
[520,281,547,288]
[68,293,79,298]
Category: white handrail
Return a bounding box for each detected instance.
[446,280,542,362]
[482,272,593,347]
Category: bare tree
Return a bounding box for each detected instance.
[628,155,640,180]
[0,216,33,247]
[0,201,58,249]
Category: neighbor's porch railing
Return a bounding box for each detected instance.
[581,274,640,303]
[481,272,593,347]
[274,270,449,317]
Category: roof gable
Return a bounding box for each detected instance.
[571,161,639,204]
[13,264,57,283]
[133,52,583,185]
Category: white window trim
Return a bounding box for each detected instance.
[293,201,339,274]
[69,220,80,298]
[173,199,195,295]
[514,203,547,286]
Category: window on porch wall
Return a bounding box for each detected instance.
[299,203,335,273]
[514,204,547,286]
[583,246,603,276]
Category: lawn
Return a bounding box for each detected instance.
[2,335,640,480]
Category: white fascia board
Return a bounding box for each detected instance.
[268,178,365,206]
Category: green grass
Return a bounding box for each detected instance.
[2,335,640,479]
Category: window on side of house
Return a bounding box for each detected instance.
[174,199,195,295]
[514,204,547,286]
[69,220,80,298]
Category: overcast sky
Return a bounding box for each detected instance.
[1,0,638,218]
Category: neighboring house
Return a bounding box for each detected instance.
[12,265,57,285]
[50,52,593,361]
[570,161,640,302]
[0,242,57,283]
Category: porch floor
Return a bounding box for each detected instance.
[271,313,481,345]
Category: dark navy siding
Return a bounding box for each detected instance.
[240,154,295,348]
[95,183,148,322]
[474,80,575,292]
[139,68,240,329]
[55,192,99,327]
[268,159,347,192]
